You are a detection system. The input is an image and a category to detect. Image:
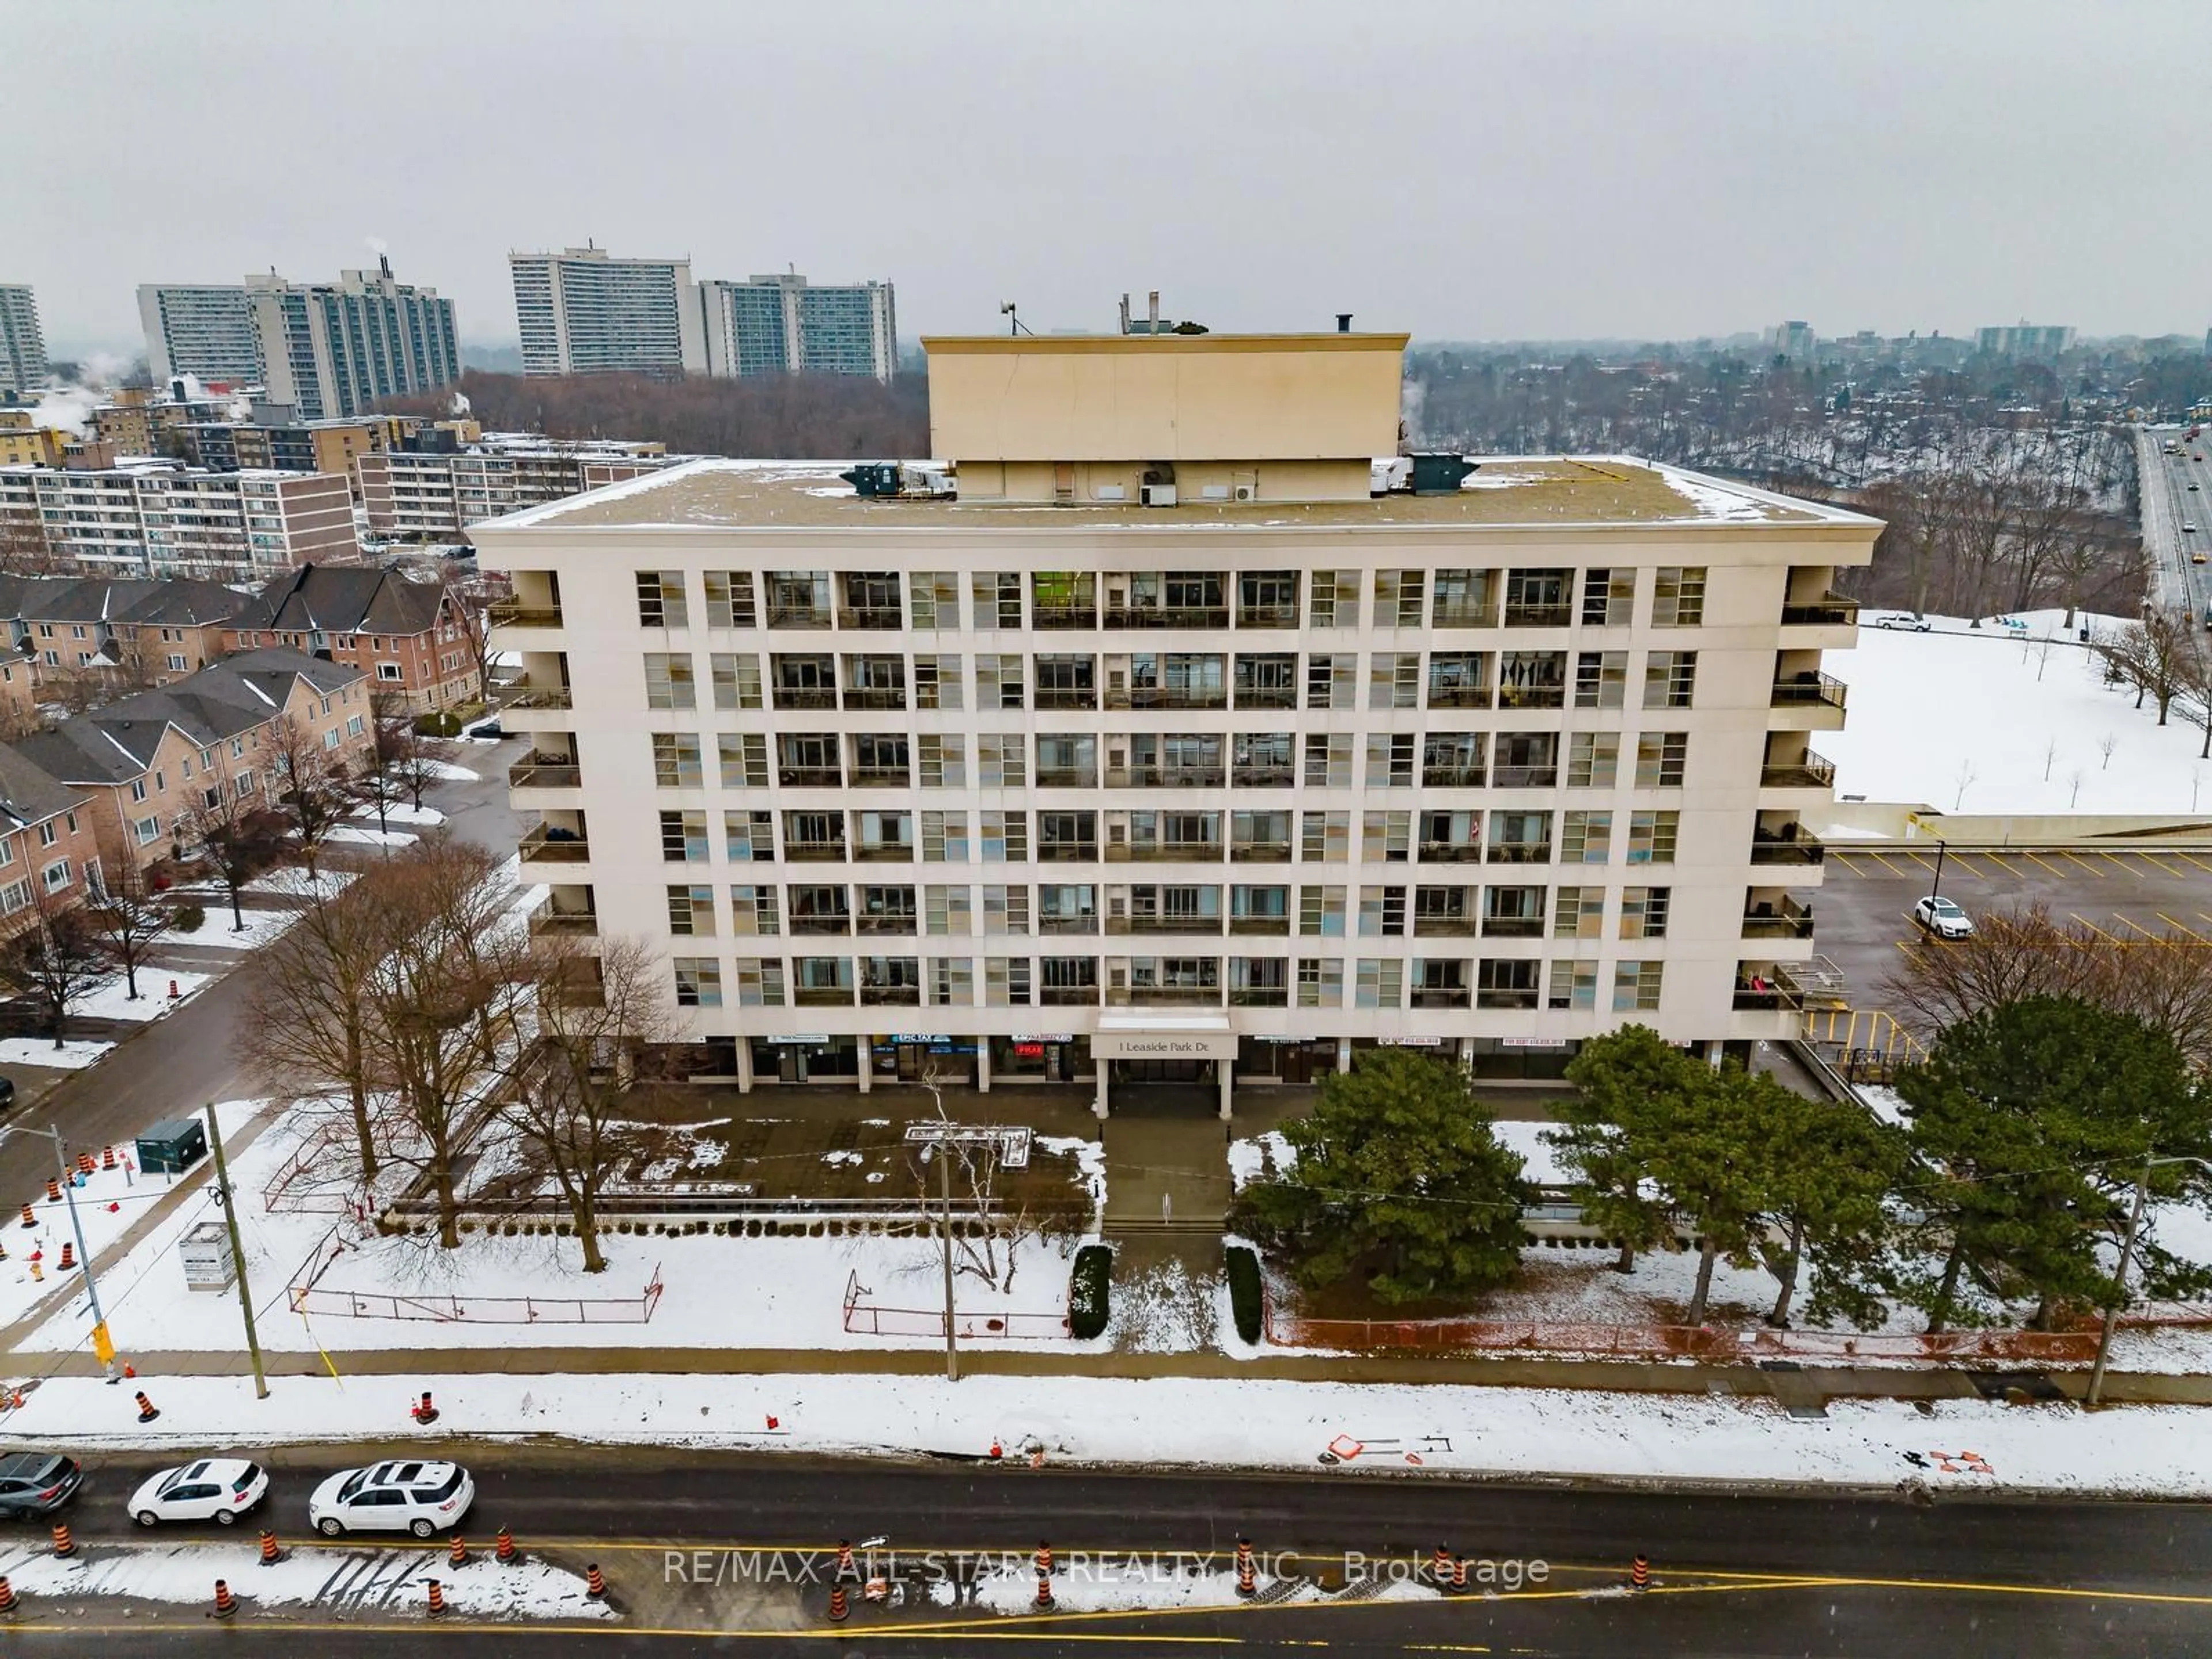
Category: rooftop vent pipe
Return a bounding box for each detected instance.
[1337,313,1353,333]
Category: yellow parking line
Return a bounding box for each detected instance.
[1942,854,1986,880]
[2158,912,2211,943]
[2100,851,2146,878]
[2176,853,2212,874]
[2115,915,2166,942]
[2021,850,2070,878]
[1901,852,1936,872]
[2071,912,2125,944]
[2139,853,2190,876]
[1980,851,2024,877]
[2061,853,2107,878]
[1830,853,1872,876]
[1866,851,1912,875]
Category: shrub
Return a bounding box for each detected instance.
[171,902,206,934]
[1225,1246,1263,1344]
[808,1219,826,1237]
[1069,1244,1113,1340]
[745,1218,763,1237]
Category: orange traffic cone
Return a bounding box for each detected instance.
[411,1391,439,1425]
[835,1539,855,1579]
[1236,1537,1257,1597]
[988,1436,1003,1459]
[1628,1554,1651,1593]
[44,1179,58,1203]
[211,1578,237,1619]
[1035,1541,1053,1579]
[101,1146,115,1171]
[259,1529,283,1566]
[449,1535,468,1569]
[495,1526,517,1566]
[122,1362,136,1380]
[585,1562,607,1600]
[425,1577,446,1618]
[827,1582,849,1623]
[75,1154,94,1177]
[134,1389,160,1422]
[1034,1571,1055,1609]
[1450,1557,1469,1594]
[17,1204,32,1228]
[50,1522,73,1558]
[1433,1544,1453,1584]
[0,1574,14,1613]
[56,1243,73,1272]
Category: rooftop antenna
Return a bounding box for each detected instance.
[999,301,1031,338]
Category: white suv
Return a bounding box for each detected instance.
[1912,895,1975,940]
[1873,612,1933,631]
[308,1460,474,1537]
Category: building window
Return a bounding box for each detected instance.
[703,571,756,628]
[1548,959,1598,1010]
[1580,567,1635,626]
[1642,651,1696,709]
[1552,885,1603,938]
[1304,733,1354,788]
[978,733,1026,787]
[1613,960,1664,1012]
[729,885,780,935]
[1559,810,1611,863]
[1373,569,1425,628]
[719,734,768,789]
[922,812,969,862]
[1620,886,1671,940]
[130,779,149,804]
[1296,957,1344,1008]
[166,654,188,672]
[1566,732,1619,788]
[667,885,716,936]
[982,811,1028,862]
[925,885,973,935]
[377,661,403,681]
[1574,651,1628,709]
[636,571,689,629]
[346,714,365,737]
[1363,733,1416,788]
[1652,567,1706,627]
[36,822,55,849]
[724,810,774,861]
[1368,653,1421,710]
[643,653,696,710]
[710,653,763,710]
[1627,810,1680,865]
[660,810,709,862]
[1635,732,1689,788]
[0,878,29,914]
[672,957,722,1008]
[1308,570,1359,628]
[1301,811,1350,862]
[909,572,960,629]
[41,859,69,894]
[986,956,1032,1006]
[1354,958,1402,1010]
[975,654,1026,710]
[914,654,963,710]
[735,959,785,1006]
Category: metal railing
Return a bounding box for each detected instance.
[1422,764,1487,786]
[836,606,904,630]
[518,826,590,862]
[1750,835,1827,866]
[1412,988,1472,1009]
[1780,594,1861,627]
[1230,843,1291,863]
[1107,916,1222,935]
[1107,985,1224,1006]
[1486,844,1552,864]
[509,759,582,789]
[507,685,573,711]
[529,911,600,937]
[1419,843,1484,863]
[842,689,907,711]
[778,766,843,787]
[1104,688,1230,710]
[1034,690,1099,711]
[1760,753,1838,789]
[1231,766,1296,787]
[1481,916,1544,938]
[1741,900,1814,940]
[1236,604,1299,627]
[1103,606,1228,629]
[1502,604,1574,628]
[488,600,563,628]
[783,842,847,862]
[772,687,838,710]
[1771,673,1849,710]
[1490,764,1558,788]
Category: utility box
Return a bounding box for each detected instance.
[135,1118,207,1177]
[179,1221,234,1293]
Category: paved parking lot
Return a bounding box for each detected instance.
[1809,845,2212,1030]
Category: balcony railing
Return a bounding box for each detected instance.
[1032,604,1097,630]
[1481,916,1545,938]
[1741,899,1815,940]
[1750,835,1827,866]
[1490,764,1558,789]
[1105,766,1225,789]
[842,689,907,711]
[1035,766,1098,787]
[794,985,855,1006]
[1233,688,1298,710]
[860,984,922,1006]
[1422,764,1486,787]
[1038,842,1101,863]
[1487,843,1552,865]
[1503,604,1574,628]
[1475,988,1540,1010]
[1040,985,1100,1006]
[1427,685,1493,709]
[1413,915,1477,936]
[779,766,843,787]
[1236,603,1298,628]
[853,843,914,863]
[772,687,838,710]
[1419,842,1484,863]
[784,841,847,862]
[1232,765,1296,787]
[528,910,599,937]
[1112,843,1222,863]
[1108,985,1224,1006]
[507,685,573,711]
[1780,593,1861,627]
[1230,842,1291,863]
[1229,987,1290,1007]
[1496,684,1566,710]
[510,757,581,789]
[1104,606,1229,629]
[1771,673,1848,710]
[518,825,590,863]
[767,605,833,630]
[1432,604,1499,628]
[488,600,563,628]
[849,766,910,787]
[1108,916,1222,935]
[1105,688,1229,710]
[1412,988,1472,1009]
[1228,916,1290,936]
[1760,753,1838,789]
[855,916,918,935]
[1732,978,1804,1012]
[789,917,852,935]
[1038,915,1099,935]
[1035,689,1099,711]
[837,606,904,630]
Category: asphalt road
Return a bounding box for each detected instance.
[2143,429,2212,626]
[1806,843,2212,1034]
[2,1446,2207,1654]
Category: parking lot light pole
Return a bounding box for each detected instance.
[0,1123,116,1382]
[2088,1154,2212,1407]
[1926,839,1948,903]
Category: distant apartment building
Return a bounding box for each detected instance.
[356,436,678,539]
[0,412,65,468]
[1764,320,1816,363]
[0,285,50,398]
[0,460,357,580]
[179,417,392,479]
[510,248,705,378]
[227,563,482,713]
[11,647,373,877]
[137,285,262,384]
[698,272,899,382]
[1977,324,2075,361]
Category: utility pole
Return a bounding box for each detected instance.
[204,1104,268,1401]
[1,1123,117,1382]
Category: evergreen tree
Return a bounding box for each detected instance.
[1553,1025,1706,1272]
[1232,1049,1528,1306]
[1743,1078,1908,1328]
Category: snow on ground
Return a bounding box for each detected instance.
[356,802,445,827]
[1107,1260,1219,1353]
[972,1563,1342,1615]
[0,1539,611,1621]
[1820,609,2212,815]
[245,867,357,901]
[71,970,209,1023]
[329,823,419,847]
[0,1037,109,1070]
[168,905,306,950]
[421,758,479,782]
[6,1369,2211,1498]
[1227,1131,1293,1192]
[1492,1119,1570,1185]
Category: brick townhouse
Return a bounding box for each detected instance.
[9,647,374,878]
[0,744,104,940]
[226,565,481,714]
[0,574,252,692]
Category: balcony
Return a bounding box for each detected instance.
[1503,604,1574,628]
[1771,673,1848,710]
[1427,687,1493,709]
[767,605,832,630]
[1486,843,1551,865]
[518,825,590,864]
[778,766,843,787]
[506,685,573,711]
[1233,688,1299,710]
[1236,603,1298,628]
[1476,987,1540,1010]
[1229,915,1290,936]
[1412,987,1472,1010]
[488,600,563,629]
[849,766,910,788]
[861,984,922,1006]
[1230,986,1290,1007]
[855,916,917,936]
[1113,843,1222,863]
[509,755,581,789]
[853,842,915,863]
[1232,765,1295,787]
[1108,916,1222,935]
[1741,898,1815,940]
[1432,604,1498,628]
[528,909,598,938]
[1422,764,1486,787]
[1032,604,1097,630]
[1732,974,1804,1012]
[1108,985,1224,1006]
[1041,984,1101,1006]
[1038,915,1100,935]
[784,840,847,862]
[1039,841,1101,863]
[1106,766,1225,789]
[842,688,907,711]
[772,687,838,711]
[1104,605,1229,629]
[794,985,855,1007]
[1419,842,1484,863]
[837,606,904,630]
[1481,916,1545,938]
[1760,753,1837,789]
[1036,766,1099,787]
[1490,764,1558,789]
[789,916,852,935]
[1780,593,1861,627]
[1412,914,1476,936]
[1035,689,1098,711]
[1105,688,1230,711]
[1496,684,1566,710]
[1750,832,1827,867]
[1230,842,1291,863]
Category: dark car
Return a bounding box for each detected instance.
[0,1453,82,1518]
[0,1075,15,1113]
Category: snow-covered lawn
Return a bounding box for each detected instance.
[329,823,419,847]
[247,867,357,902]
[0,1538,611,1621]
[1821,609,2212,815]
[355,801,445,828]
[169,906,308,950]
[71,969,209,1023]
[0,1037,109,1070]
[5,1368,2210,1498]
[421,757,480,782]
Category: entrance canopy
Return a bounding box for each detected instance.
[1091,1013,1237,1062]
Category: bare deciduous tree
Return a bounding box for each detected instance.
[263,714,355,879]
[86,858,171,1002]
[174,755,290,933]
[2097,611,2192,725]
[0,888,108,1048]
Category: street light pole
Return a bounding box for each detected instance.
[1,1123,117,1382]
[2088,1154,2212,1407]
[935,1143,959,1383]
[1927,839,1948,903]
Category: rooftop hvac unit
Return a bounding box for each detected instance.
[1140,483,1178,507]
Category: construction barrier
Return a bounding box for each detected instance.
[585,1563,607,1600]
[449,1535,468,1569]
[1236,1537,1257,1597]
[1629,1554,1650,1593]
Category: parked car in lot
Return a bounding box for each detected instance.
[1873,612,1933,631]
[1911,895,1976,940]
[0,1453,82,1519]
[308,1460,474,1537]
[128,1459,268,1528]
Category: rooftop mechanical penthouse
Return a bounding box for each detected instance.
[471,327,1878,1114]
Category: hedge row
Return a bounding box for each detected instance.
[1225,1246,1263,1343]
[1069,1244,1113,1339]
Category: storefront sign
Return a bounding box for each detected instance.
[1499,1037,1568,1050]
[885,1034,937,1046]
[770,1034,833,1045]
[1010,1033,1075,1044]
[1092,1029,1240,1060]
[1379,1036,1447,1048]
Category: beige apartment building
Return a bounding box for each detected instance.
[473,329,1876,1114]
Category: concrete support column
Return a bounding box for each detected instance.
[1704,1039,1725,1070]
[734,1037,754,1096]
[1217,1059,1234,1122]
[1336,1036,1353,1075]
[857,1036,872,1093]
[1094,1060,1111,1120]
[976,1043,992,1094]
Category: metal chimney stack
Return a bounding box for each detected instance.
[1337,313,1353,333]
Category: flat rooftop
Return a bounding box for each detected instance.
[483,456,1874,535]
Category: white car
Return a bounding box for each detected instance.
[308,1460,474,1538]
[1873,612,1932,631]
[128,1458,268,1528]
[1912,895,1975,940]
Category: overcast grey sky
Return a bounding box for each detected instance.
[16,0,2210,353]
